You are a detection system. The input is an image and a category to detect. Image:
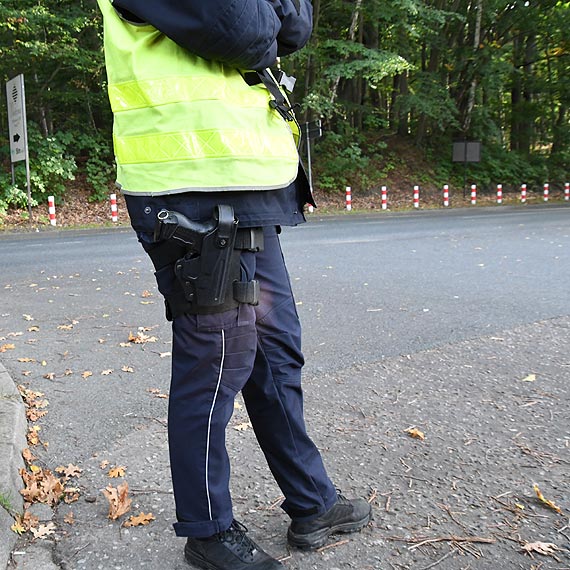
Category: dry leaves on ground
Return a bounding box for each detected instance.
[533,484,563,514]
[123,512,155,527]
[522,541,561,559]
[102,481,132,520]
[128,328,157,344]
[108,466,126,478]
[55,464,83,480]
[30,522,57,540]
[405,427,426,441]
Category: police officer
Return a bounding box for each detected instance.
[97,1,371,568]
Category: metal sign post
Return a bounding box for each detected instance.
[6,74,32,220]
[302,119,323,192]
[452,141,481,198]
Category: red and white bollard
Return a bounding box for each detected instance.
[565,182,569,201]
[413,185,420,208]
[543,183,549,202]
[496,184,503,204]
[521,183,527,203]
[470,184,477,205]
[345,186,352,211]
[48,196,57,226]
[443,184,450,207]
[110,193,118,222]
[381,186,388,210]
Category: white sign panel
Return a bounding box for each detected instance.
[6,74,28,163]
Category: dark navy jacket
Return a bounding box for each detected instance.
[112,0,313,70]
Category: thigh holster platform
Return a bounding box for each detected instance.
[150,206,263,319]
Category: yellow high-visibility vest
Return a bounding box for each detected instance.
[97,0,300,195]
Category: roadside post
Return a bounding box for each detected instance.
[6,74,32,222]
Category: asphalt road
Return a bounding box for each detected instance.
[1,204,569,570]
[1,205,569,458]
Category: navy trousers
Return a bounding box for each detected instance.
[147,226,337,538]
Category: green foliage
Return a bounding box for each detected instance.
[0,123,76,212]
[72,133,115,202]
[0,0,568,211]
[314,131,389,192]
[0,491,14,514]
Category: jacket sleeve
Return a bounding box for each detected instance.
[112,0,310,70]
[269,0,313,56]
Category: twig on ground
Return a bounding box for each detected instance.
[316,539,350,553]
[405,536,496,551]
[417,550,455,570]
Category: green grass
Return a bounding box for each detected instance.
[0,491,14,514]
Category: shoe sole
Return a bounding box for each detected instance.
[287,509,372,550]
[184,546,283,570]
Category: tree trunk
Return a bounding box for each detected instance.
[463,0,483,133]
[329,0,363,105]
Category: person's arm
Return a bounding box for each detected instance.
[112,0,277,70]
[269,0,313,56]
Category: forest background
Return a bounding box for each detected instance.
[0,0,569,221]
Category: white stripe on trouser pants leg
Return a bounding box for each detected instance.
[205,329,225,520]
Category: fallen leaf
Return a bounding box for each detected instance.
[11,521,26,535]
[30,522,56,539]
[27,326,40,332]
[63,488,80,504]
[521,374,537,382]
[123,512,155,527]
[0,343,16,352]
[43,373,56,380]
[23,314,34,321]
[234,422,252,432]
[57,324,74,331]
[533,484,562,514]
[141,290,153,298]
[101,369,114,376]
[522,541,560,556]
[55,464,83,479]
[108,466,126,478]
[405,427,426,441]
[22,448,37,464]
[147,388,169,399]
[27,426,42,446]
[100,460,110,469]
[102,481,132,520]
[19,467,65,506]
[18,357,36,363]
[81,371,93,379]
[121,366,134,373]
[26,408,48,422]
[63,511,75,525]
[128,329,157,344]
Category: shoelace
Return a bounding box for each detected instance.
[218,520,257,558]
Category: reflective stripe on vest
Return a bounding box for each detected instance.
[97,0,300,195]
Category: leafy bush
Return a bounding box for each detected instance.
[314,130,389,192]
[72,133,115,202]
[0,123,76,212]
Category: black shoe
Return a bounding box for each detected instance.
[184,520,283,570]
[287,493,372,550]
